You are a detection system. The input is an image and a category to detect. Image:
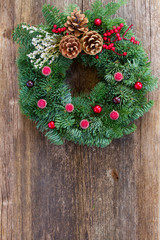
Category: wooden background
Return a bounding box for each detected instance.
[0,0,160,239]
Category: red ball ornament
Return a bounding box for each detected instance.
[123,52,127,56]
[113,96,121,104]
[80,119,89,129]
[48,121,55,129]
[109,110,119,120]
[37,99,47,109]
[26,80,34,88]
[114,72,123,81]
[65,103,74,112]
[42,66,51,76]
[94,18,102,26]
[93,105,102,113]
[134,81,143,90]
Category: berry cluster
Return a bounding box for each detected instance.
[52,24,66,34]
[129,36,140,45]
[102,23,140,56]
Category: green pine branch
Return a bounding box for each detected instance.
[42,4,66,28]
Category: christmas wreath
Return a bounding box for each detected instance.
[13,0,158,147]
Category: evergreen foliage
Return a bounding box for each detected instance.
[13,1,158,147]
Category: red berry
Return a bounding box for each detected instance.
[110,29,114,34]
[48,121,55,129]
[117,26,121,30]
[53,24,57,29]
[80,119,89,129]
[108,38,111,42]
[116,33,120,37]
[37,99,47,109]
[93,105,102,113]
[106,46,109,49]
[131,36,135,40]
[103,37,107,41]
[55,30,59,33]
[108,32,111,36]
[104,33,107,37]
[113,96,121,104]
[114,29,118,33]
[52,29,56,33]
[65,103,74,112]
[94,18,102,26]
[130,39,134,43]
[109,110,119,120]
[63,27,66,31]
[111,47,115,51]
[110,43,114,47]
[137,41,140,45]
[95,55,99,59]
[57,28,61,33]
[114,72,123,81]
[103,44,107,49]
[66,32,69,35]
[134,82,143,90]
[118,37,122,41]
[123,52,127,56]
[120,23,124,28]
[42,66,51,76]
[113,26,116,29]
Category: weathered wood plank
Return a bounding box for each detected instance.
[0,0,160,239]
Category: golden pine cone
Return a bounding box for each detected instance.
[81,31,103,55]
[59,35,81,59]
[64,9,88,37]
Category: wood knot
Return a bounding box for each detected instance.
[3,29,13,40]
[111,169,119,181]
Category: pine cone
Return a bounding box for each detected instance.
[64,9,88,37]
[59,35,81,59]
[81,31,103,55]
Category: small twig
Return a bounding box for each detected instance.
[112,50,123,56]
[123,24,133,38]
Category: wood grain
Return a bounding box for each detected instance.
[0,0,160,239]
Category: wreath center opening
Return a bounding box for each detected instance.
[66,60,100,96]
